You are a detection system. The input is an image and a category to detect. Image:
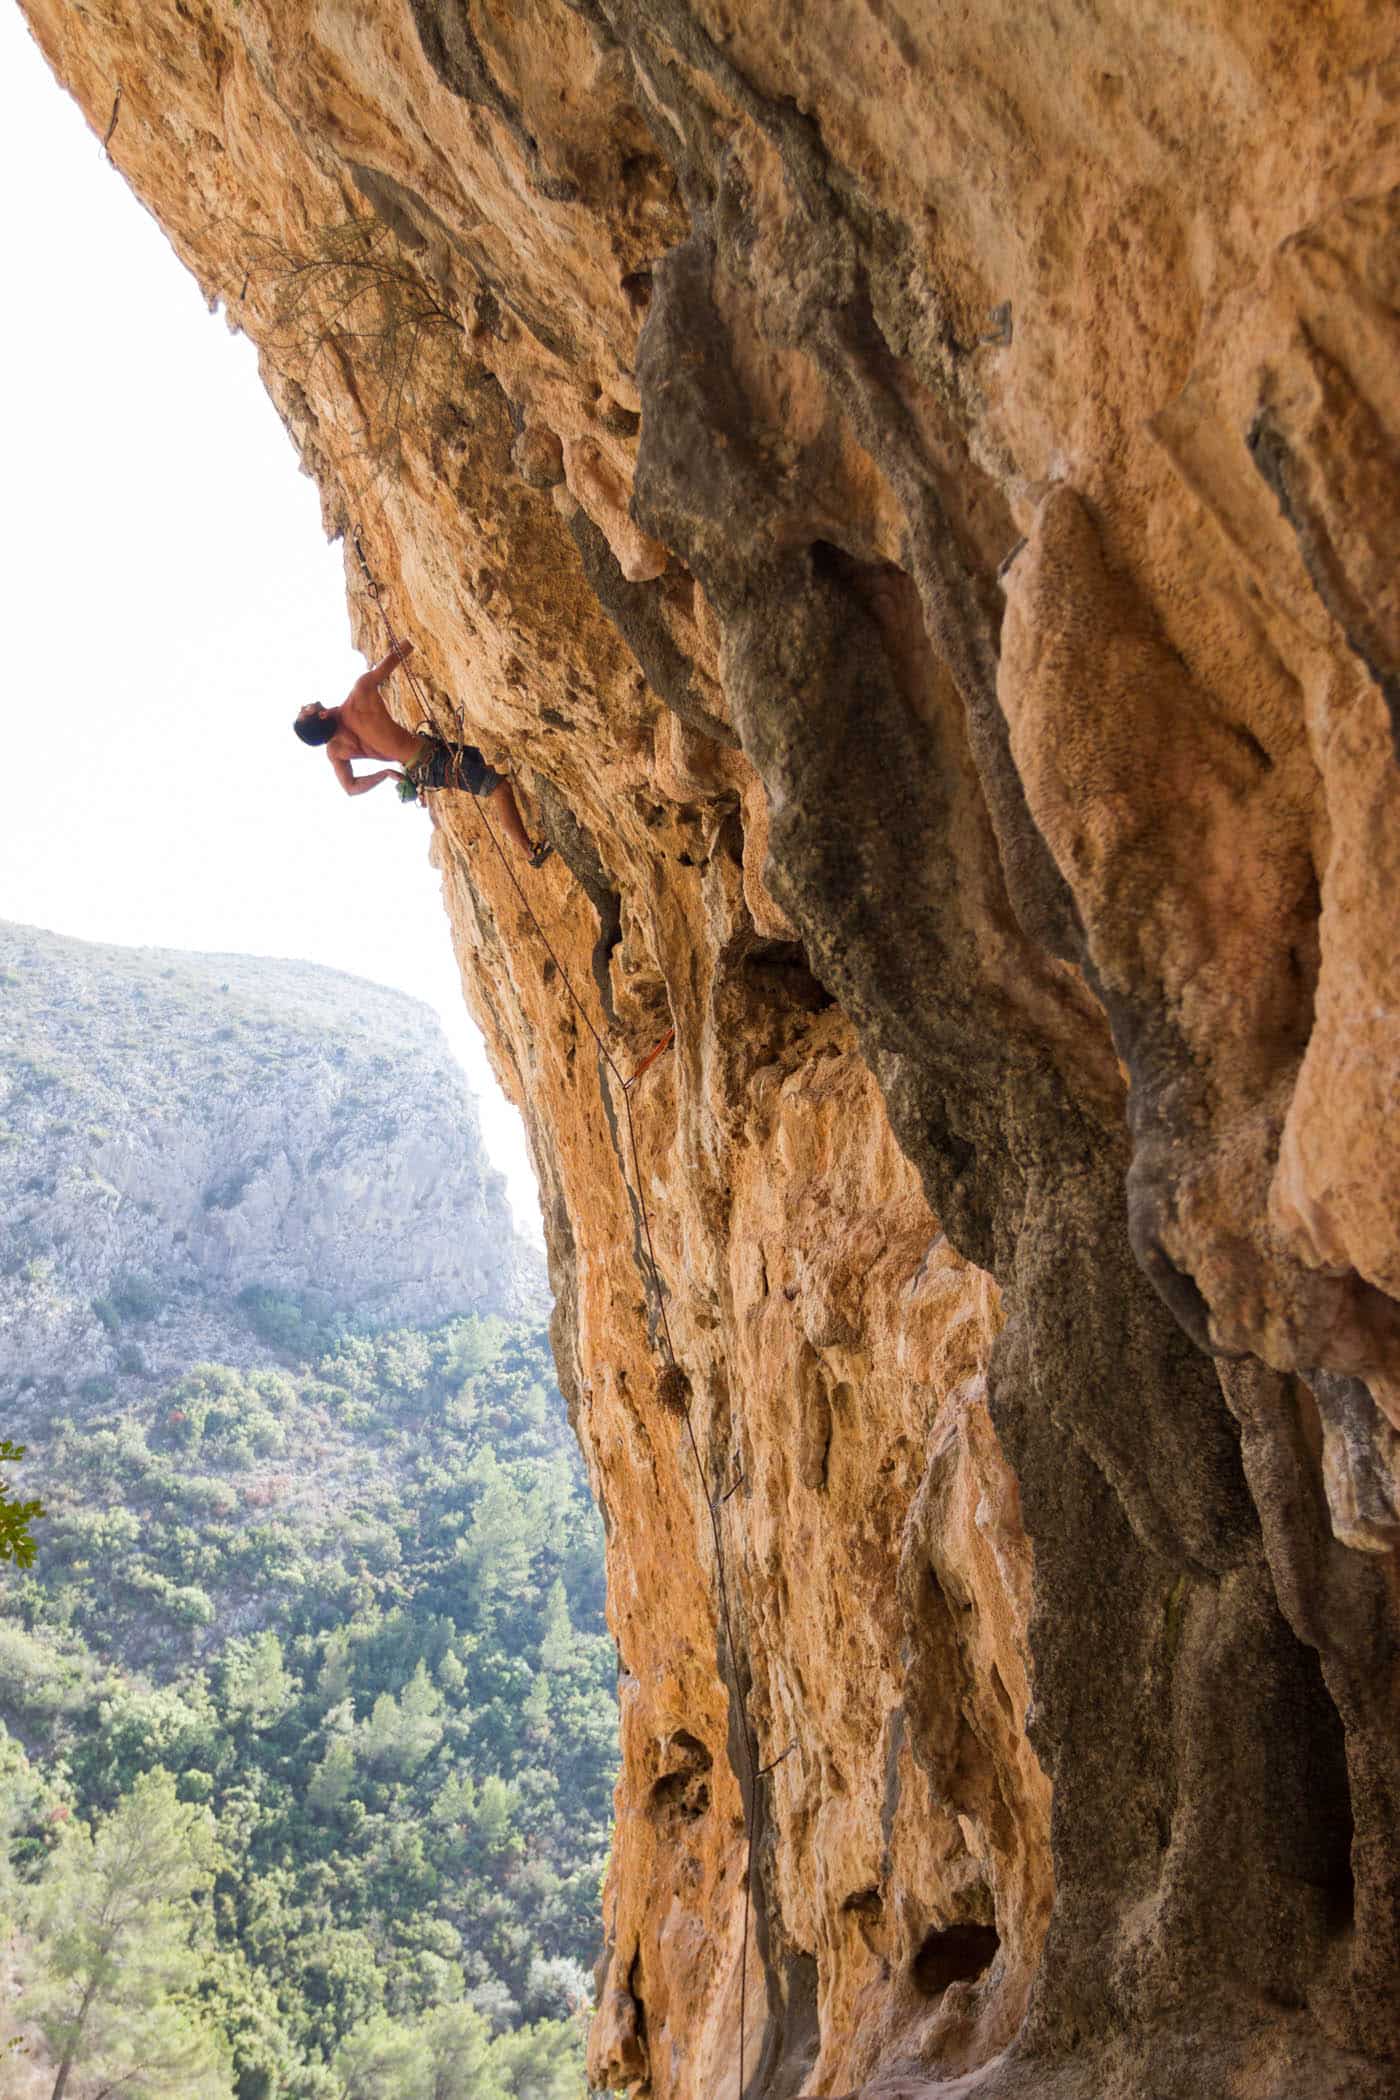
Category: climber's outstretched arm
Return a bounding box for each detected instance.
[357,638,415,693]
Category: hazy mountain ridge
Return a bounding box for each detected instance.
[0,921,544,1415]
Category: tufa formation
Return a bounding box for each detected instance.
[16,5,1400,2098]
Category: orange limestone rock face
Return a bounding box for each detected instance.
[20,1,1400,2095]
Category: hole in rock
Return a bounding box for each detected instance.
[600,399,641,438]
[651,1770,710,1821]
[665,1729,711,1768]
[742,938,835,1016]
[911,1922,999,1996]
[650,1731,712,1824]
[621,268,653,313]
[650,1772,705,1822]
[1321,1807,1356,1939]
[1286,1631,1355,1938]
[807,537,861,582]
[807,538,919,610]
[625,1949,648,2049]
[1283,864,1322,1049]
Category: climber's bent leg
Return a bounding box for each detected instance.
[486,777,534,861]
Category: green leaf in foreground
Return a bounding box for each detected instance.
[0,1442,43,1569]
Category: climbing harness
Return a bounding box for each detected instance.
[353,531,765,2098]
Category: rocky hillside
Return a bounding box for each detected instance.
[0,920,542,1412]
[16,9,1400,2100]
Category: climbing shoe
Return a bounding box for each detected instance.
[527,840,554,869]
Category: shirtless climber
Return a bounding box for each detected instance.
[293,638,551,866]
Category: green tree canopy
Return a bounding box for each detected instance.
[222,1631,296,1730]
[1,1315,610,2095]
[25,1767,231,2100]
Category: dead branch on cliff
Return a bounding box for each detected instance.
[241,214,463,483]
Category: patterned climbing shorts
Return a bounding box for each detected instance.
[408,736,504,798]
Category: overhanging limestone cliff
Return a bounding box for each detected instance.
[19,4,1400,2095]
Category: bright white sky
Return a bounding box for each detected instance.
[0,7,542,1240]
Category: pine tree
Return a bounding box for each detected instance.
[221,1630,295,1730]
[0,1721,44,1915]
[26,1768,231,2100]
[538,1579,575,1675]
[474,1774,521,1851]
[422,2001,505,2100]
[397,1660,446,1770]
[457,1452,534,1615]
[429,1770,477,1827]
[360,1663,444,1777]
[436,1647,468,1699]
[522,1671,552,1741]
[306,1734,358,1817]
[332,2010,433,2100]
[316,1626,354,1708]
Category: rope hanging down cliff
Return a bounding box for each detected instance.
[352,536,766,2098]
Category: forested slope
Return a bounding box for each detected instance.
[0,928,611,2099]
[2,1315,612,2098]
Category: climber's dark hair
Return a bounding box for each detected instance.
[294,708,337,747]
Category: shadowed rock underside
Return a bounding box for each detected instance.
[19,4,1400,2096]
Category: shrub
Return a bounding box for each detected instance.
[110,1272,161,1323]
[174,1476,239,1519]
[238,1287,330,1357]
[0,1624,80,1716]
[202,1171,249,1212]
[167,1583,216,1627]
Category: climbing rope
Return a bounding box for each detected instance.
[352,537,763,2097]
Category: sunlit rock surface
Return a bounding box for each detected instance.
[18,4,1400,2095]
